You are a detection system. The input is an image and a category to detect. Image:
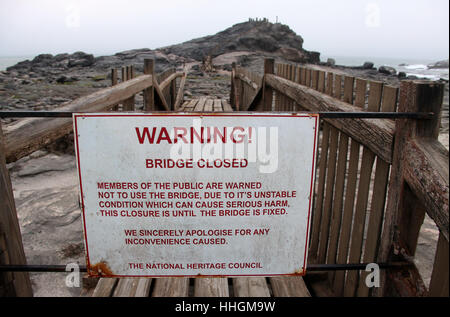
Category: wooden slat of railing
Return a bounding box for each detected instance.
[309,123,331,259]
[429,233,449,296]
[264,74,394,163]
[232,278,271,297]
[325,131,349,279]
[274,65,281,110]
[357,84,397,297]
[333,74,342,100]
[318,71,326,93]
[111,68,118,111]
[317,125,339,263]
[311,70,319,91]
[326,72,333,96]
[332,139,360,296]
[354,78,367,108]
[305,68,312,88]
[5,74,154,163]
[300,67,306,86]
[343,81,383,297]
[343,76,355,104]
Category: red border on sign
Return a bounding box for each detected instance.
[73,113,319,278]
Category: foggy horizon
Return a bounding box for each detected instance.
[0,0,448,62]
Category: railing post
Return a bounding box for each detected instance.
[144,59,155,111]
[376,80,445,296]
[230,63,236,110]
[0,122,33,296]
[111,68,118,111]
[170,71,177,111]
[263,58,274,111]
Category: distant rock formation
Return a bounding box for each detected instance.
[428,59,449,69]
[160,20,320,64]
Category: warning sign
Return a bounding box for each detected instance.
[73,113,318,277]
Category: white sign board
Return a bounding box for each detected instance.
[73,113,318,277]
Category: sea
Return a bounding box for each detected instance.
[321,55,449,81]
[0,54,448,81]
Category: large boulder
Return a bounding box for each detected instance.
[362,61,374,69]
[378,66,397,75]
[68,52,95,67]
[428,59,449,69]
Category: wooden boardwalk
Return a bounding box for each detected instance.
[86,97,311,297]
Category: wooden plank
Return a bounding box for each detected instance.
[367,81,383,112]
[181,99,198,112]
[326,72,333,96]
[174,72,187,111]
[263,59,274,111]
[311,70,319,91]
[204,99,214,112]
[152,278,189,297]
[232,278,271,297]
[143,59,155,111]
[111,68,118,111]
[213,99,223,112]
[222,100,233,112]
[343,147,375,297]
[92,278,118,297]
[317,125,339,263]
[300,67,306,86]
[5,74,154,163]
[377,81,445,296]
[309,123,330,259]
[269,277,311,297]
[344,80,382,296]
[265,74,394,164]
[403,138,449,240]
[318,71,326,93]
[343,76,355,104]
[0,122,33,297]
[134,279,152,297]
[305,68,311,88]
[194,278,229,297]
[194,97,207,111]
[113,278,139,297]
[429,233,449,296]
[357,158,390,297]
[357,84,397,296]
[333,74,342,100]
[354,78,367,108]
[333,139,361,296]
[153,76,171,111]
[325,132,349,272]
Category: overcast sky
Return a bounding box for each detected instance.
[0,0,448,61]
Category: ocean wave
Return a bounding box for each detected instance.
[404,64,428,70]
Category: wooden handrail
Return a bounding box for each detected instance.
[4,74,153,163]
[403,137,449,241]
[265,73,395,163]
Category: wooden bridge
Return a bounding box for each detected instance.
[0,58,448,297]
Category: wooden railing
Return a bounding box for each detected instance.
[3,59,184,164]
[232,58,449,297]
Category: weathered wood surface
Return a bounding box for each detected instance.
[0,122,33,297]
[265,73,394,163]
[4,74,154,163]
[377,80,446,297]
[174,72,187,110]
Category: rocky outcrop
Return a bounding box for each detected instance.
[7,52,95,73]
[160,21,320,63]
[428,59,449,69]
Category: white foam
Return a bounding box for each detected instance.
[404,64,428,70]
